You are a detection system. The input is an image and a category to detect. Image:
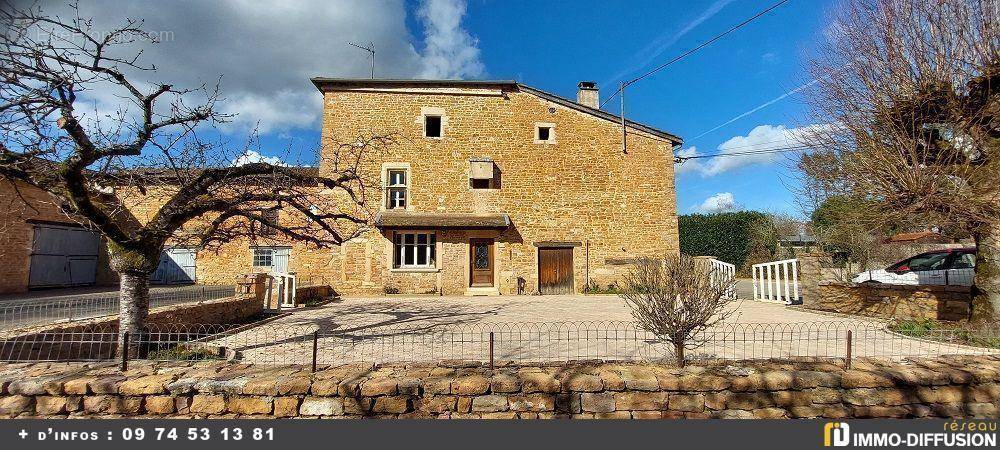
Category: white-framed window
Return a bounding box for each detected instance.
[424,115,442,138]
[386,169,408,209]
[393,232,436,268]
[534,122,556,143]
[252,248,274,268]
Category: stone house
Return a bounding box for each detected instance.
[186,79,682,296]
[2,79,683,297]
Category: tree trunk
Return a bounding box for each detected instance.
[673,342,685,367]
[118,272,150,357]
[973,226,1000,321]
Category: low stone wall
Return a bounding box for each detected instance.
[1,356,998,419]
[813,282,973,321]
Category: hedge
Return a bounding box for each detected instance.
[678,211,778,273]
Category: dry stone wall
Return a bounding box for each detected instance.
[814,282,973,321]
[2,356,997,419]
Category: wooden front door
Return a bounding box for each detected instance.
[469,239,494,287]
[538,247,574,294]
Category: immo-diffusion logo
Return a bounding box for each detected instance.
[824,422,850,447]
[823,421,997,447]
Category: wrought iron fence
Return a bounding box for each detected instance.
[2,320,997,366]
[0,285,234,331]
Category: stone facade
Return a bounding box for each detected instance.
[0,180,116,294]
[194,79,681,296]
[814,282,973,321]
[1,356,997,419]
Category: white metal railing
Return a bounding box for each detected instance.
[708,258,737,298]
[752,259,799,304]
[265,272,297,309]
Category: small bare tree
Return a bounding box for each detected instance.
[619,255,737,366]
[0,3,384,344]
[800,0,1000,317]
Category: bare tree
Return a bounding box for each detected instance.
[619,255,737,366]
[0,3,384,343]
[801,0,1000,317]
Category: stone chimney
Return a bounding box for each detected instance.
[577,81,599,109]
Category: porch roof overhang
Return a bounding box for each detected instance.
[374,211,511,229]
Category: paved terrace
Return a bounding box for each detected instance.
[211,295,996,365]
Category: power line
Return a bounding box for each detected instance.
[674,143,817,163]
[600,0,790,109]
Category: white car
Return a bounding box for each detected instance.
[852,248,976,286]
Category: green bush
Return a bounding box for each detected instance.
[678,211,778,274]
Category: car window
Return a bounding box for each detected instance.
[906,252,950,271]
[950,252,976,269]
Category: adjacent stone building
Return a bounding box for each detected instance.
[187,79,681,296]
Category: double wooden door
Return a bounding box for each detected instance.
[538,247,574,294]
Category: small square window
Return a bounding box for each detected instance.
[537,126,551,141]
[424,115,442,138]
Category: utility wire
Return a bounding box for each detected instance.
[674,143,817,163]
[600,0,790,109]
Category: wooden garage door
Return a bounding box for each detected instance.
[28,224,100,288]
[538,247,573,294]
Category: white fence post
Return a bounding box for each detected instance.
[752,259,800,304]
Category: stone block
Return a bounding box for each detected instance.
[807,387,842,404]
[564,374,603,392]
[713,409,754,419]
[471,395,508,412]
[599,371,625,391]
[120,374,175,395]
[452,375,490,395]
[615,391,668,411]
[35,396,67,415]
[580,392,616,413]
[397,377,422,396]
[0,395,33,415]
[228,396,272,415]
[631,411,663,419]
[519,372,560,393]
[667,394,704,412]
[145,396,176,415]
[273,397,300,418]
[594,411,632,419]
[752,408,788,419]
[555,393,581,414]
[64,377,94,395]
[417,396,457,414]
[424,377,452,395]
[300,397,344,416]
[361,378,399,396]
[83,396,142,415]
[620,368,659,391]
[456,396,473,413]
[373,396,412,414]
[724,392,775,410]
[190,395,227,415]
[490,373,521,393]
[275,377,311,395]
[509,394,555,412]
[841,370,895,388]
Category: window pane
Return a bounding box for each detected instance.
[416,245,427,265]
[417,234,427,245]
[404,233,415,245]
[538,127,550,141]
[393,243,402,268]
[429,243,436,265]
[389,170,405,186]
[404,245,415,265]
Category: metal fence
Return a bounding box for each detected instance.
[0,285,234,331]
[2,320,997,366]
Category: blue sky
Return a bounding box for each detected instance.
[60,0,838,218]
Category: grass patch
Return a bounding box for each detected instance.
[890,319,1000,349]
[146,344,224,361]
[584,281,622,295]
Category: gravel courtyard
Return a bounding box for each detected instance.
[214,295,996,365]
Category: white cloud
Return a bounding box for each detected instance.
[673,146,704,175]
[416,0,486,79]
[41,0,486,134]
[231,150,288,167]
[689,124,828,177]
[694,192,738,213]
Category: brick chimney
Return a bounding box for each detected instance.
[577,81,599,109]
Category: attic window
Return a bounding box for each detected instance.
[424,115,442,138]
[534,123,555,143]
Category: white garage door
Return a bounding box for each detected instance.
[28,224,100,288]
[151,248,197,284]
